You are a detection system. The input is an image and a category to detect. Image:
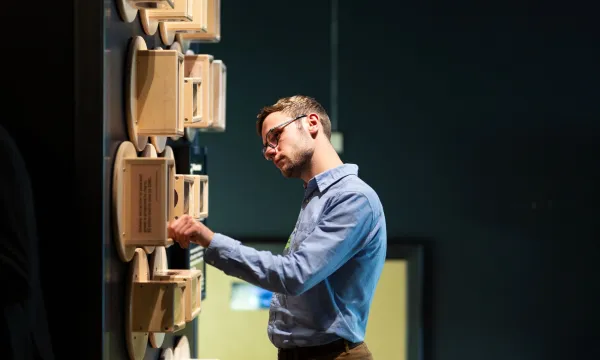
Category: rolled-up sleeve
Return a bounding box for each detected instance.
[204,191,374,295]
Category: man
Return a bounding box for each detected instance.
[169,95,387,360]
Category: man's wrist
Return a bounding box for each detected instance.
[196,226,214,248]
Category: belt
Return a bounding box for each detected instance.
[278,338,363,358]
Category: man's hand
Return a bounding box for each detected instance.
[167,215,214,248]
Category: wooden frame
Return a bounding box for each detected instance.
[207,59,226,132]
[140,0,194,35]
[176,0,220,43]
[183,54,213,128]
[173,174,185,219]
[186,174,208,219]
[183,77,203,124]
[173,174,195,219]
[160,0,208,45]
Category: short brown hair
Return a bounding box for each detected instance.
[256,95,332,140]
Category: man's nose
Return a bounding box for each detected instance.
[264,146,277,160]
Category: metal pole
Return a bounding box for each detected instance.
[330,0,339,130]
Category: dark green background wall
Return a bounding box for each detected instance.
[192,2,600,360]
[3,1,598,360]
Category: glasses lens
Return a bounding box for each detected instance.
[266,130,279,148]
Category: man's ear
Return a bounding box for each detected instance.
[306,113,320,137]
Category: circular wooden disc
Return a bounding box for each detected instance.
[116,0,138,23]
[140,9,159,35]
[112,141,138,262]
[169,40,184,54]
[175,33,191,50]
[160,348,174,360]
[140,144,158,254]
[126,249,149,360]
[159,22,176,45]
[151,135,168,154]
[148,246,168,348]
[161,145,176,172]
[173,335,191,360]
[126,36,150,151]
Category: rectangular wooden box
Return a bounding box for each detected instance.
[136,50,185,137]
[146,0,193,21]
[131,280,186,332]
[154,269,203,322]
[177,0,220,42]
[123,158,174,246]
[161,0,207,34]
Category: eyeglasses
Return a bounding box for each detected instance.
[262,114,307,158]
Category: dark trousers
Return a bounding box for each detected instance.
[277,339,373,360]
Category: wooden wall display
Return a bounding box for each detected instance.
[113,1,229,358]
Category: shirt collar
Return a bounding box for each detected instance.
[304,163,359,193]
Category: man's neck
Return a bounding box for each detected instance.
[301,141,343,183]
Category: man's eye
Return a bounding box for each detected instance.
[269,131,281,143]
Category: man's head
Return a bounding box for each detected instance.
[256,95,332,178]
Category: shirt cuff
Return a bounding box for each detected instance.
[204,232,238,267]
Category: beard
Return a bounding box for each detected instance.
[279,141,313,178]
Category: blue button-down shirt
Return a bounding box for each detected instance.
[204,163,387,348]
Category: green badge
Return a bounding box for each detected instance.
[284,229,295,251]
